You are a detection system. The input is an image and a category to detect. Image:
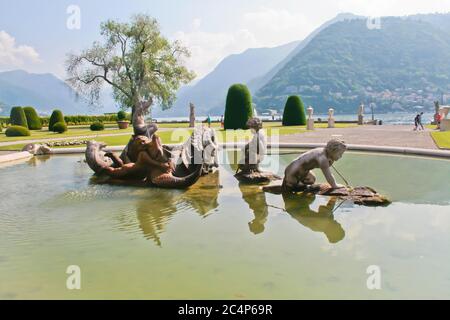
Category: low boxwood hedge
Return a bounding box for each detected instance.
[52,122,67,133]
[5,125,31,137]
[90,122,105,131]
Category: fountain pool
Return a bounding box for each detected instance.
[0,151,449,299]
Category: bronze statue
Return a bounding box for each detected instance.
[86,135,203,188]
[282,139,347,191]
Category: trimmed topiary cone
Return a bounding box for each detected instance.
[49,109,65,131]
[282,95,306,126]
[23,106,42,130]
[10,106,28,128]
[224,83,253,130]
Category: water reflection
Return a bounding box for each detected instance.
[238,183,346,243]
[181,171,221,218]
[282,193,345,244]
[239,184,269,234]
[133,171,221,246]
[27,155,51,166]
[135,189,179,246]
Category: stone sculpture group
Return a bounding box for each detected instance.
[81,107,389,206]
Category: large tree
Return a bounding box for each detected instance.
[66,14,195,116]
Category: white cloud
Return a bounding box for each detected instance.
[174,7,313,79]
[0,30,41,70]
[173,27,258,79]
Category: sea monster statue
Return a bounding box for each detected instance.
[85,105,219,189]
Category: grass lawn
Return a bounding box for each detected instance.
[0,122,357,151]
[0,124,133,143]
[430,131,450,149]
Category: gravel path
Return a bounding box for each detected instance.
[278,125,438,149]
[1,125,438,149]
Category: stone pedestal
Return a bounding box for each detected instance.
[441,119,450,132]
[306,106,314,130]
[358,104,364,125]
[358,115,364,125]
[189,103,195,128]
[327,108,335,128]
[328,118,335,128]
[440,107,450,131]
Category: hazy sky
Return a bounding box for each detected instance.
[1,0,450,80]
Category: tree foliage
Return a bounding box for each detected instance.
[66,14,195,113]
[224,84,253,130]
[282,96,306,126]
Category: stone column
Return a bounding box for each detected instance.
[433,101,440,125]
[307,106,315,130]
[440,107,450,132]
[328,108,335,128]
[358,103,364,125]
[189,102,195,128]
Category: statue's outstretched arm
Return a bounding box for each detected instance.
[321,162,339,189]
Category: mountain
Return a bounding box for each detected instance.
[0,70,115,115]
[154,40,300,118]
[247,13,362,94]
[254,16,450,114]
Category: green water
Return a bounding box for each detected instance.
[0,152,449,299]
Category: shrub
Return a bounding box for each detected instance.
[5,125,30,137]
[23,106,42,130]
[224,84,253,130]
[117,110,127,121]
[49,110,65,131]
[90,122,104,131]
[282,95,306,126]
[52,122,67,133]
[9,106,28,128]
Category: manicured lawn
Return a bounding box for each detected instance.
[0,124,132,142]
[0,122,357,151]
[431,131,450,149]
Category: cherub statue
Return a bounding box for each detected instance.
[237,117,266,174]
[234,117,280,184]
[282,139,347,191]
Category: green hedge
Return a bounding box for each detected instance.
[90,122,105,131]
[10,107,28,128]
[52,122,67,133]
[49,110,65,131]
[23,106,42,130]
[224,84,253,130]
[282,95,306,126]
[41,115,118,126]
[117,110,127,121]
[5,125,30,137]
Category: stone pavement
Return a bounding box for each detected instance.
[278,125,438,149]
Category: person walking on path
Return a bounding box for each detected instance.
[414,112,424,131]
[206,115,212,128]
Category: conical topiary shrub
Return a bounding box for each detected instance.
[224,84,253,130]
[9,106,28,128]
[49,109,65,131]
[282,95,306,126]
[23,106,42,130]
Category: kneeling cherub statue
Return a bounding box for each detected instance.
[282,139,347,191]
